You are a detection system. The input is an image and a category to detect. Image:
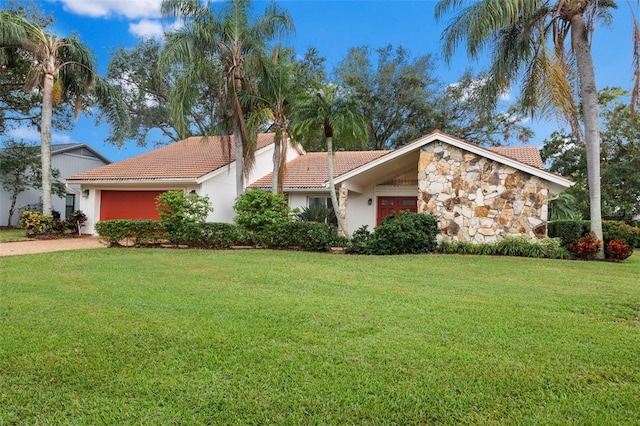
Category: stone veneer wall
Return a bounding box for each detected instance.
[417,142,549,243]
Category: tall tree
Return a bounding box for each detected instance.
[161,0,294,196]
[107,39,186,147]
[542,87,640,222]
[437,70,534,146]
[0,1,74,136]
[435,0,640,258]
[334,45,441,150]
[289,84,368,237]
[245,48,296,194]
[0,139,65,226]
[0,11,130,215]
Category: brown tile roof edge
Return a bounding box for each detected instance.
[68,133,276,181]
[400,129,547,170]
[250,150,391,189]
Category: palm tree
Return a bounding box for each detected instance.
[0,11,129,216]
[245,47,296,194]
[161,0,294,196]
[289,84,368,237]
[435,0,640,259]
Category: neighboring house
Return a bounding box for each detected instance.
[0,143,110,227]
[67,130,573,242]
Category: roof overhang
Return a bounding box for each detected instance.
[65,178,198,185]
[333,131,574,190]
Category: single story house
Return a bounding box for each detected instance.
[0,143,110,227]
[67,130,573,242]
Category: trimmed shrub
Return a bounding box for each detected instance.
[602,221,638,254]
[548,220,588,247]
[234,190,290,236]
[261,221,338,252]
[156,191,212,245]
[95,219,164,247]
[346,225,374,254]
[347,212,438,255]
[193,223,244,249]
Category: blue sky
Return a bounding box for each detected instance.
[2,0,638,162]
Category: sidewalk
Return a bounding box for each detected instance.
[0,236,106,257]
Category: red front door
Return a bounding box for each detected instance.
[376,196,418,226]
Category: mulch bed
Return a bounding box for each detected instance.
[29,233,92,240]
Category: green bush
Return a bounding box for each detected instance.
[347,212,438,255]
[234,190,291,241]
[64,210,87,234]
[261,221,338,252]
[549,219,638,257]
[437,237,569,259]
[192,223,245,249]
[156,191,212,245]
[602,221,638,254]
[95,220,164,247]
[19,211,53,236]
[547,220,588,247]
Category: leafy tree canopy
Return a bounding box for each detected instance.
[106,39,187,147]
[542,87,640,223]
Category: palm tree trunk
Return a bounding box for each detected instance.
[272,133,281,194]
[326,136,349,237]
[571,13,604,258]
[234,124,244,196]
[41,72,54,216]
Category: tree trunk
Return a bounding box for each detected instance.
[40,72,54,216]
[272,133,281,194]
[571,13,604,258]
[7,192,18,227]
[234,123,244,197]
[326,136,349,237]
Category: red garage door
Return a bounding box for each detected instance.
[100,190,165,221]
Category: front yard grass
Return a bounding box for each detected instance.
[1,249,639,424]
[0,228,27,242]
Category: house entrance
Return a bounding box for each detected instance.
[376,196,417,226]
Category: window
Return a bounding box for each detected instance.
[307,196,337,225]
[308,197,331,209]
[65,194,75,218]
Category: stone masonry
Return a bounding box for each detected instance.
[418,141,549,243]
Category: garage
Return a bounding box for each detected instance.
[100,190,166,221]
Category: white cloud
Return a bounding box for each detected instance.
[57,0,162,19]
[8,127,77,144]
[8,127,40,141]
[129,19,165,39]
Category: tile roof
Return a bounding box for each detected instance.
[486,146,545,169]
[67,133,275,181]
[250,150,391,189]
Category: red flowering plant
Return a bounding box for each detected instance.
[567,232,601,260]
[605,239,631,261]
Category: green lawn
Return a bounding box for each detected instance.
[0,228,27,242]
[1,249,639,424]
